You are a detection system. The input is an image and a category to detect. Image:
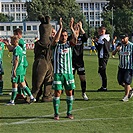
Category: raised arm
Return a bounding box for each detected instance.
[69,18,79,45]
[78,21,85,34]
[52,18,63,46]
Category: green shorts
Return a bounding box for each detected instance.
[52,73,75,90]
[11,75,25,83]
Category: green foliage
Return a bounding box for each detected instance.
[101,0,133,38]
[0,13,10,22]
[108,0,132,9]
[26,0,43,21]
[25,0,88,32]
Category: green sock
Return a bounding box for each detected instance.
[22,89,27,96]
[66,96,73,115]
[11,88,18,101]
[18,86,22,94]
[0,80,3,93]
[23,86,32,96]
[53,97,60,115]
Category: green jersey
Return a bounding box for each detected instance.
[12,45,24,75]
[19,38,28,67]
[53,42,73,74]
[19,38,26,54]
[0,42,5,61]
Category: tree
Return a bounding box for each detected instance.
[25,0,43,21]
[101,0,133,39]
[0,13,14,22]
[25,0,88,32]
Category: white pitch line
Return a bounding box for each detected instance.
[0,101,132,126]
[0,117,133,126]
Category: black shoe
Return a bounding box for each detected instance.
[97,87,107,92]
[128,89,133,98]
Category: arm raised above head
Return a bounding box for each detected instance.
[52,18,63,46]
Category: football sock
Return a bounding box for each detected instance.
[22,88,27,96]
[81,81,86,93]
[53,97,60,115]
[66,96,73,115]
[0,80,3,94]
[23,86,32,96]
[11,88,17,100]
[17,86,22,94]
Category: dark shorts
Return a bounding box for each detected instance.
[72,62,85,75]
[117,68,132,85]
[91,46,96,50]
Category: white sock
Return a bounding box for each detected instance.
[30,95,34,99]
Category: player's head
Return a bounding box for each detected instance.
[120,33,129,44]
[13,28,22,38]
[59,29,68,44]
[10,35,19,46]
[98,26,106,36]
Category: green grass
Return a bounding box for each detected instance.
[0,50,133,133]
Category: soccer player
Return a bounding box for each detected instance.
[6,35,36,105]
[0,38,5,95]
[70,20,89,100]
[94,26,110,91]
[89,38,97,55]
[5,28,28,99]
[52,18,76,120]
[112,33,133,101]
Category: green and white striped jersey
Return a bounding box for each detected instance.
[119,41,133,69]
[53,42,73,74]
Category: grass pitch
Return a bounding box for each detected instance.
[0,50,133,133]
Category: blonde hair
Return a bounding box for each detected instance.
[10,35,19,45]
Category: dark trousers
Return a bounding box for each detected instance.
[98,58,108,88]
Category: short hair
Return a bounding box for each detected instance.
[13,28,22,35]
[61,29,68,34]
[99,26,106,30]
